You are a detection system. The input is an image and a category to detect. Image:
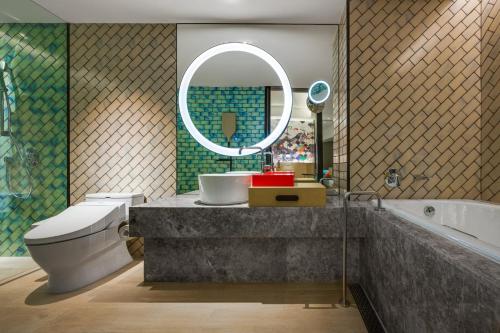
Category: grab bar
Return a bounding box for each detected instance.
[340,191,385,308]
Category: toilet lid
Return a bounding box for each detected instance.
[77,201,126,222]
[24,204,121,246]
[85,192,143,199]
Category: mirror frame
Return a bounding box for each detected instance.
[178,42,293,157]
[308,80,331,104]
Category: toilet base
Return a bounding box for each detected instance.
[47,242,132,293]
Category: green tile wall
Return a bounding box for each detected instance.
[0,24,67,256]
[177,86,265,194]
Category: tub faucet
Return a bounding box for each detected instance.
[413,174,430,181]
[344,191,384,211]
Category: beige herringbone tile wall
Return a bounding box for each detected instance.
[70,24,177,256]
[332,20,340,190]
[349,0,482,199]
[333,10,349,194]
[481,0,499,203]
[339,11,349,193]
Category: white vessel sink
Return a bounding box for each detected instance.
[198,172,258,205]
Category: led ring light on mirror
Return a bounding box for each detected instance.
[308,80,331,104]
[179,42,293,157]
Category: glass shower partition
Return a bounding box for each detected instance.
[0,23,68,256]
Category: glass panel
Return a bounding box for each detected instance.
[0,23,67,256]
[270,89,317,179]
[176,24,338,193]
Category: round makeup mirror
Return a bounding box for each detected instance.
[306,80,331,114]
[308,80,331,104]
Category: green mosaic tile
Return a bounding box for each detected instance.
[0,24,68,256]
[176,87,266,194]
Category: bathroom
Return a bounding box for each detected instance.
[0,0,499,332]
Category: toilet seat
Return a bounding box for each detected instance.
[24,202,125,246]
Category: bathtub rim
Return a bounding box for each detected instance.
[371,199,500,265]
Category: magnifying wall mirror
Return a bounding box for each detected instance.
[306,80,331,114]
[309,80,331,105]
[177,24,338,193]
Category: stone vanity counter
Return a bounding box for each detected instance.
[130,193,500,332]
[129,193,365,282]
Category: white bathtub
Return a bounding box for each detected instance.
[373,199,500,264]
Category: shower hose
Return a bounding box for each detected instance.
[0,60,33,199]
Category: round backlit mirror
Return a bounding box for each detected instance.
[179,43,293,157]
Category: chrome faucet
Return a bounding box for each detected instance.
[344,191,384,211]
[239,146,265,172]
[238,146,262,155]
[339,190,384,308]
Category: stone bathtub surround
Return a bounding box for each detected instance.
[130,194,365,283]
[130,193,500,332]
[361,209,500,333]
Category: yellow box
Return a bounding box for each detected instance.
[248,183,326,207]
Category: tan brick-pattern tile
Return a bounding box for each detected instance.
[349,0,482,199]
[333,10,349,193]
[126,237,144,259]
[481,0,500,203]
[69,24,177,253]
[332,24,339,179]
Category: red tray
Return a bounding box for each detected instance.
[251,172,295,187]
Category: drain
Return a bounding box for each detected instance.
[424,206,435,217]
[349,284,386,333]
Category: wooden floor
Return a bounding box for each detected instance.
[0,261,367,333]
[0,257,39,285]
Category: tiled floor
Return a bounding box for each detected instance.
[0,257,40,285]
[0,261,367,333]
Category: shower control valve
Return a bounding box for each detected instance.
[384,168,401,188]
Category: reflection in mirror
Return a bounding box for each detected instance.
[177,24,338,194]
[270,89,317,180]
[188,51,281,150]
[177,49,282,193]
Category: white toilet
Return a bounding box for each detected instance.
[24,193,144,293]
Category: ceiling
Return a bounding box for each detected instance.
[27,0,346,24]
